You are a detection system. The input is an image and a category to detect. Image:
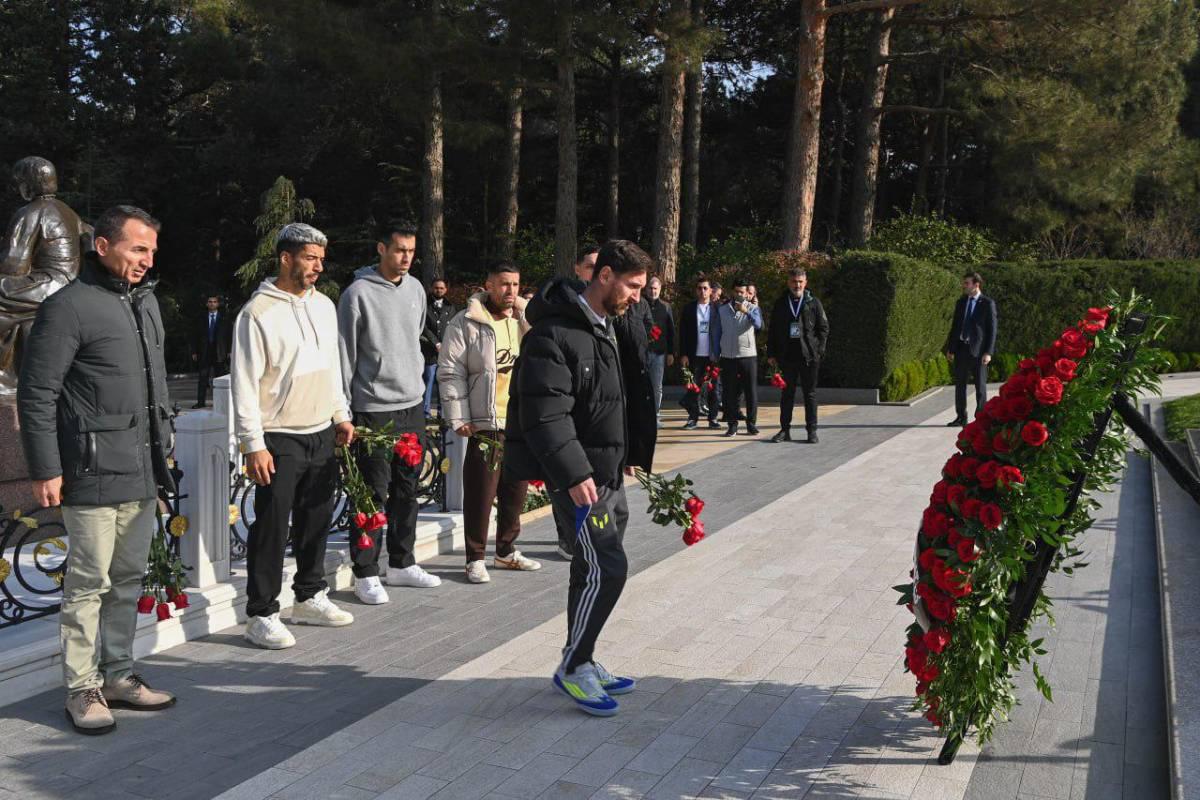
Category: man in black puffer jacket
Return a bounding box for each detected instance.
[504,239,651,717]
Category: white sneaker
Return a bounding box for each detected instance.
[290,590,355,627]
[494,550,542,571]
[385,565,442,588]
[244,613,296,649]
[466,560,490,584]
[354,576,390,605]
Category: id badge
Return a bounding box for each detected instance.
[789,322,803,339]
[699,320,709,336]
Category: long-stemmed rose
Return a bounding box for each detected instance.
[634,469,707,546]
[340,423,424,549]
[895,296,1166,746]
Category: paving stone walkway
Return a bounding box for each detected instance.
[0,387,1178,800]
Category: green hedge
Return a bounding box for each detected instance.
[824,251,960,390]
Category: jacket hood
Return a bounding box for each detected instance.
[526,276,590,327]
[353,264,421,287]
[251,277,326,348]
[465,291,530,327]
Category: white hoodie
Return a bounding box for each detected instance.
[231,279,351,454]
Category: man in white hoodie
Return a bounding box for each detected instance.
[337,221,442,605]
[232,223,357,649]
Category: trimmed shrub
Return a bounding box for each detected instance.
[867,212,1000,266]
[823,251,960,390]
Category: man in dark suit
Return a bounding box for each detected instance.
[767,268,829,444]
[192,293,230,408]
[678,277,721,430]
[944,272,997,426]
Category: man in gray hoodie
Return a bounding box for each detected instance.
[337,221,441,605]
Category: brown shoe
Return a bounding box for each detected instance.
[102,674,176,711]
[65,688,116,735]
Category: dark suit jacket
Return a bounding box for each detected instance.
[945,294,997,358]
[613,297,657,471]
[678,301,719,360]
[193,310,231,364]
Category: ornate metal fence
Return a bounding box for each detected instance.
[228,420,450,561]
[0,465,186,630]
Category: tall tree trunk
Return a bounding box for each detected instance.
[781,0,828,252]
[605,47,621,239]
[421,63,445,278]
[651,0,689,284]
[913,58,944,213]
[848,7,896,247]
[499,83,523,260]
[555,0,578,278]
[935,112,950,215]
[826,19,849,244]
[680,0,704,249]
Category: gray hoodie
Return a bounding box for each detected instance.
[337,266,427,412]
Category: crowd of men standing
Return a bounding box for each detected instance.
[16,203,997,733]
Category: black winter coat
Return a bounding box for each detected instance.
[504,278,627,491]
[766,290,829,364]
[18,255,176,506]
[613,296,657,471]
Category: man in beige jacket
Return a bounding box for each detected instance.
[438,262,541,584]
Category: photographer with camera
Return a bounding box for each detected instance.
[711,278,763,437]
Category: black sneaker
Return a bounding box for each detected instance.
[746,425,759,436]
[807,431,819,444]
[724,424,738,438]
[770,429,791,443]
[946,418,966,427]
[707,420,722,430]
[684,420,698,430]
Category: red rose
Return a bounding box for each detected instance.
[930,480,949,507]
[956,538,979,563]
[683,524,705,546]
[1034,376,1064,405]
[353,512,368,529]
[704,382,714,393]
[992,431,1012,455]
[962,420,985,441]
[1081,321,1104,335]
[371,511,388,530]
[983,396,1008,422]
[686,383,700,394]
[946,484,967,509]
[916,681,930,697]
[947,528,962,549]
[156,602,172,622]
[1036,353,1056,375]
[943,455,963,479]
[922,507,949,539]
[1054,358,1077,382]
[771,373,787,389]
[1022,421,1049,447]
[919,547,940,572]
[925,709,943,727]
[923,628,951,654]
[906,646,928,674]
[173,592,190,610]
[961,498,982,520]
[933,562,970,597]
[972,432,994,457]
[1060,328,1089,359]
[530,479,545,489]
[137,595,156,614]
[976,461,1001,490]
[998,465,1024,489]
[403,450,422,468]
[1007,396,1034,420]
[1019,357,1036,371]
[959,458,981,480]
[356,532,375,550]
[685,496,705,517]
[1087,306,1111,322]
[979,502,1003,530]
[165,586,178,601]
[926,593,957,622]
[650,325,663,341]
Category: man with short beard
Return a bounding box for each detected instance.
[439,262,540,584]
[767,268,828,443]
[504,240,649,717]
[338,221,442,606]
[232,223,357,649]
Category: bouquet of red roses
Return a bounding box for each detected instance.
[339,424,424,549]
[634,469,707,546]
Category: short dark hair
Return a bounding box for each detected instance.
[576,244,600,265]
[595,239,654,277]
[378,220,418,243]
[430,277,448,286]
[94,205,161,244]
[963,271,982,285]
[205,293,221,302]
[695,275,711,288]
[487,261,520,277]
[732,277,749,290]
[789,268,808,280]
[711,281,723,291]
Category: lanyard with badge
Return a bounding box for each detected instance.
[788,295,805,339]
[697,304,710,338]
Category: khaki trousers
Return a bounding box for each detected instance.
[60,499,157,692]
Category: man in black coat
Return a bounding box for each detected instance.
[191,293,231,408]
[944,271,998,426]
[766,268,829,443]
[420,277,457,417]
[677,276,721,429]
[645,277,675,427]
[505,239,650,717]
[19,205,178,734]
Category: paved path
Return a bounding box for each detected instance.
[0,386,1178,800]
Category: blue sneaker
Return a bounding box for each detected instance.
[592,662,635,695]
[553,663,619,716]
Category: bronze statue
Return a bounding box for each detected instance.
[0,157,90,395]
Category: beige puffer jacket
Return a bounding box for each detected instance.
[437,292,531,432]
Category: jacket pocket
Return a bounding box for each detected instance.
[78,413,141,475]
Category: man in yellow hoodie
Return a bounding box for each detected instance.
[231,223,356,649]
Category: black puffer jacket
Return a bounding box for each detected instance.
[18,254,175,506]
[504,278,627,491]
[613,296,656,471]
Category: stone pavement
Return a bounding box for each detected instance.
[0,389,1173,800]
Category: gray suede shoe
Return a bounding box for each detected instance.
[66,688,115,735]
